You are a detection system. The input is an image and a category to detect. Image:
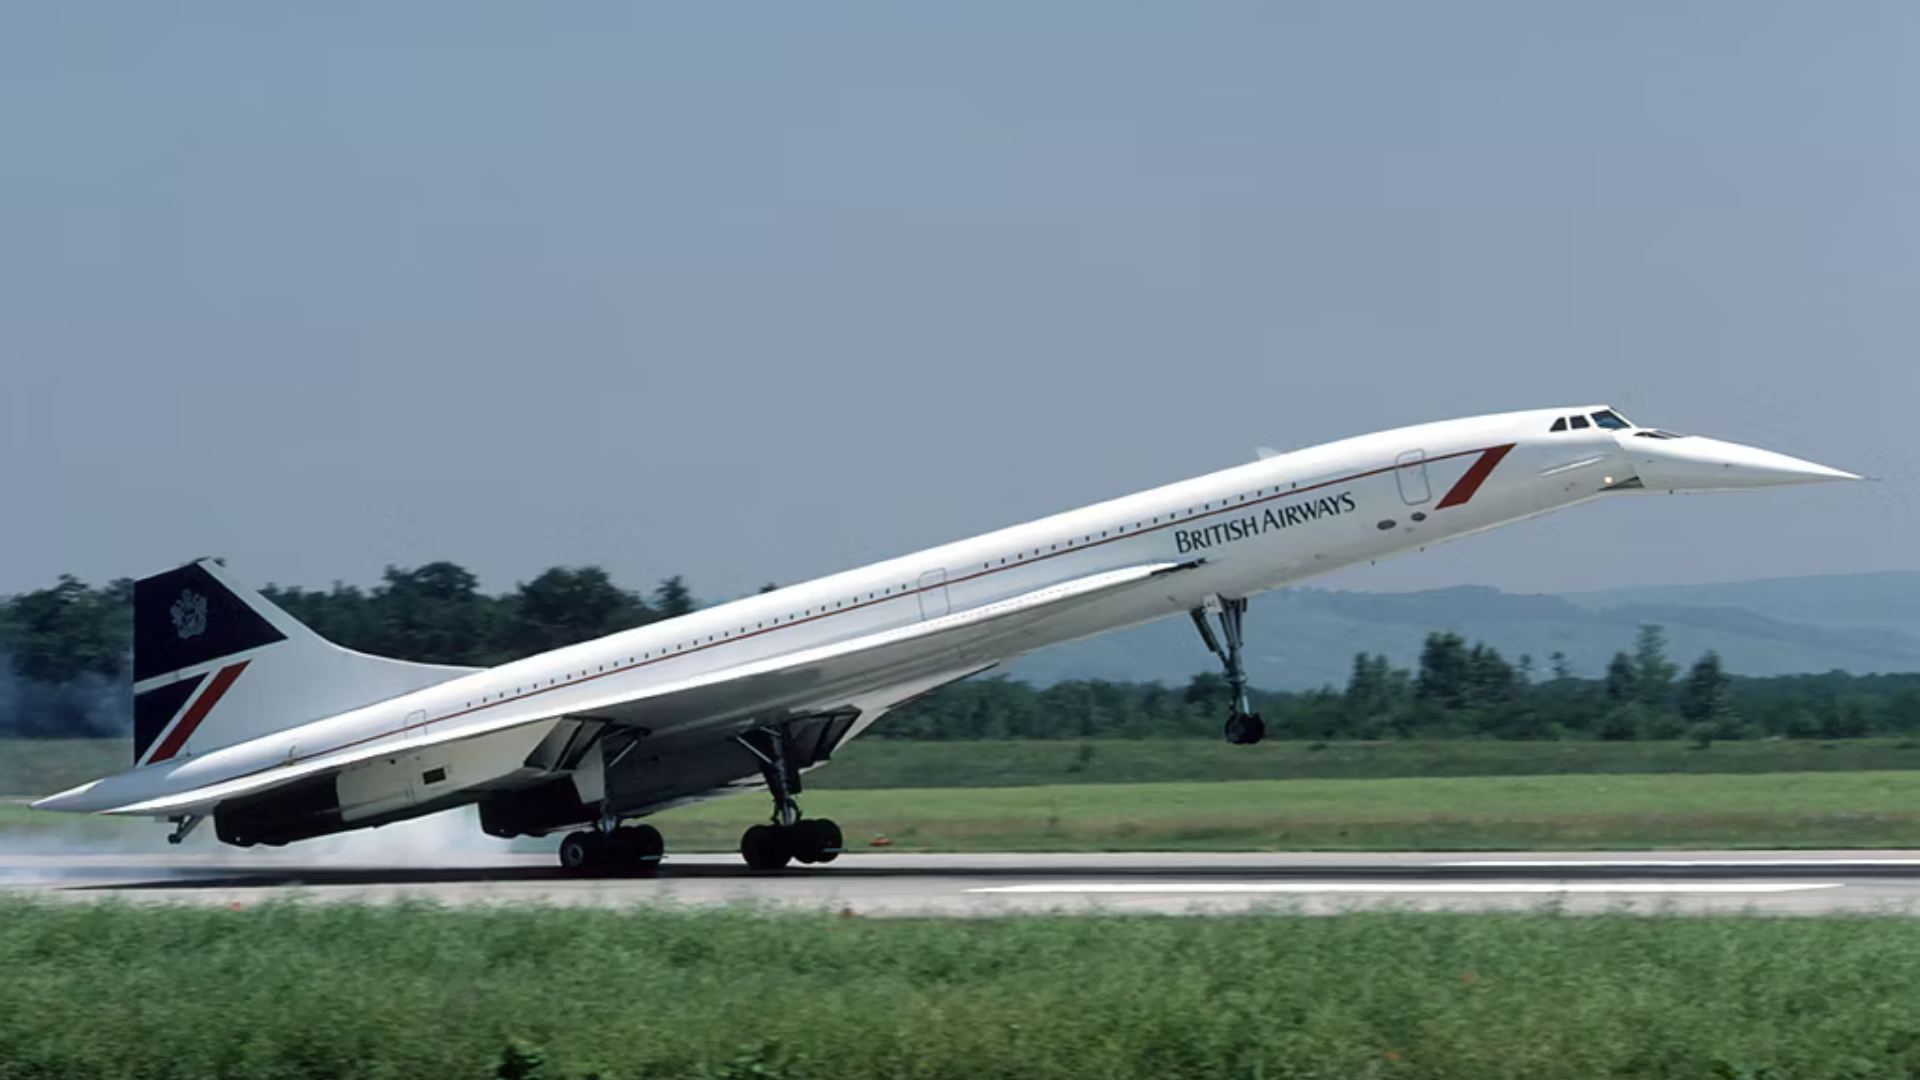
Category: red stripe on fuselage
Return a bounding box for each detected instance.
[1434,444,1516,509]
[147,661,249,764]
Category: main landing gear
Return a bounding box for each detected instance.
[736,726,844,871]
[1192,596,1266,745]
[558,820,665,877]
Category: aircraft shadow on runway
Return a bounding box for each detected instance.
[63,858,1920,893]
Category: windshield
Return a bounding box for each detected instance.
[1590,409,1631,430]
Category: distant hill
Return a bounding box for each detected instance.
[1004,572,1920,690]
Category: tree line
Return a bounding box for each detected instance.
[0,563,707,736]
[3,565,1917,742]
[883,625,1920,742]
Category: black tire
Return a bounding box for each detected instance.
[559,831,603,874]
[610,824,665,876]
[790,818,841,865]
[1225,712,1267,746]
[806,818,844,864]
[740,823,791,871]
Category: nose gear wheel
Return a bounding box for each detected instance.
[1191,597,1265,745]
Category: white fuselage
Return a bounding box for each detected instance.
[48,404,1855,822]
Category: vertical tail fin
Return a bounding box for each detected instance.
[132,559,478,766]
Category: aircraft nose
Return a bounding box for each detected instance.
[1697,438,1860,486]
[1618,433,1860,492]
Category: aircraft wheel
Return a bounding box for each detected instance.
[791,818,843,865]
[559,830,605,875]
[610,824,665,876]
[740,823,792,871]
[1225,712,1266,746]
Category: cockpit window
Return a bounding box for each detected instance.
[1633,429,1688,440]
[1550,417,1568,432]
[1590,410,1630,430]
[1569,415,1591,429]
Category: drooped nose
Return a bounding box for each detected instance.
[1618,433,1861,492]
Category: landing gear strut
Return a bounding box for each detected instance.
[166,814,204,845]
[736,725,843,871]
[1191,596,1266,745]
[558,820,664,877]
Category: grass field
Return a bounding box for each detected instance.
[9,768,1920,852]
[2,899,1918,1080]
[15,734,1920,853]
[10,737,1920,799]
[814,736,1920,788]
[649,770,1920,851]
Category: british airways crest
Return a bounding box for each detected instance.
[170,589,209,640]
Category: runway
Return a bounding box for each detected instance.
[5,850,1920,915]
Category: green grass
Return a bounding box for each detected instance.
[2,899,1919,1080]
[11,737,1920,799]
[812,736,1920,787]
[654,770,1920,852]
[0,740,127,798]
[10,765,1920,852]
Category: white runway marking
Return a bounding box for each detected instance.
[1445,860,1920,868]
[969,882,1846,895]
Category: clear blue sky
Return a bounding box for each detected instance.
[2,3,1913,600]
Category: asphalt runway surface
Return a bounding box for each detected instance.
[6,850,1920,915]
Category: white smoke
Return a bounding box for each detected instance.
[0,803,530,885]
[294,805,521,867]
[0,654,130,738]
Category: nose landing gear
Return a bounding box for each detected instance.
[1191,596,1266,745]
[736,725,844,871]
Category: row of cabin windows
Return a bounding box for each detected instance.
[462,478,1310,709]
[979,481,1303,567]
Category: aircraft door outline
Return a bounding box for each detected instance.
[1395,450,1432,505]
[917,569,950,620]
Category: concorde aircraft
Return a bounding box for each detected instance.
[34,406,1857,873]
